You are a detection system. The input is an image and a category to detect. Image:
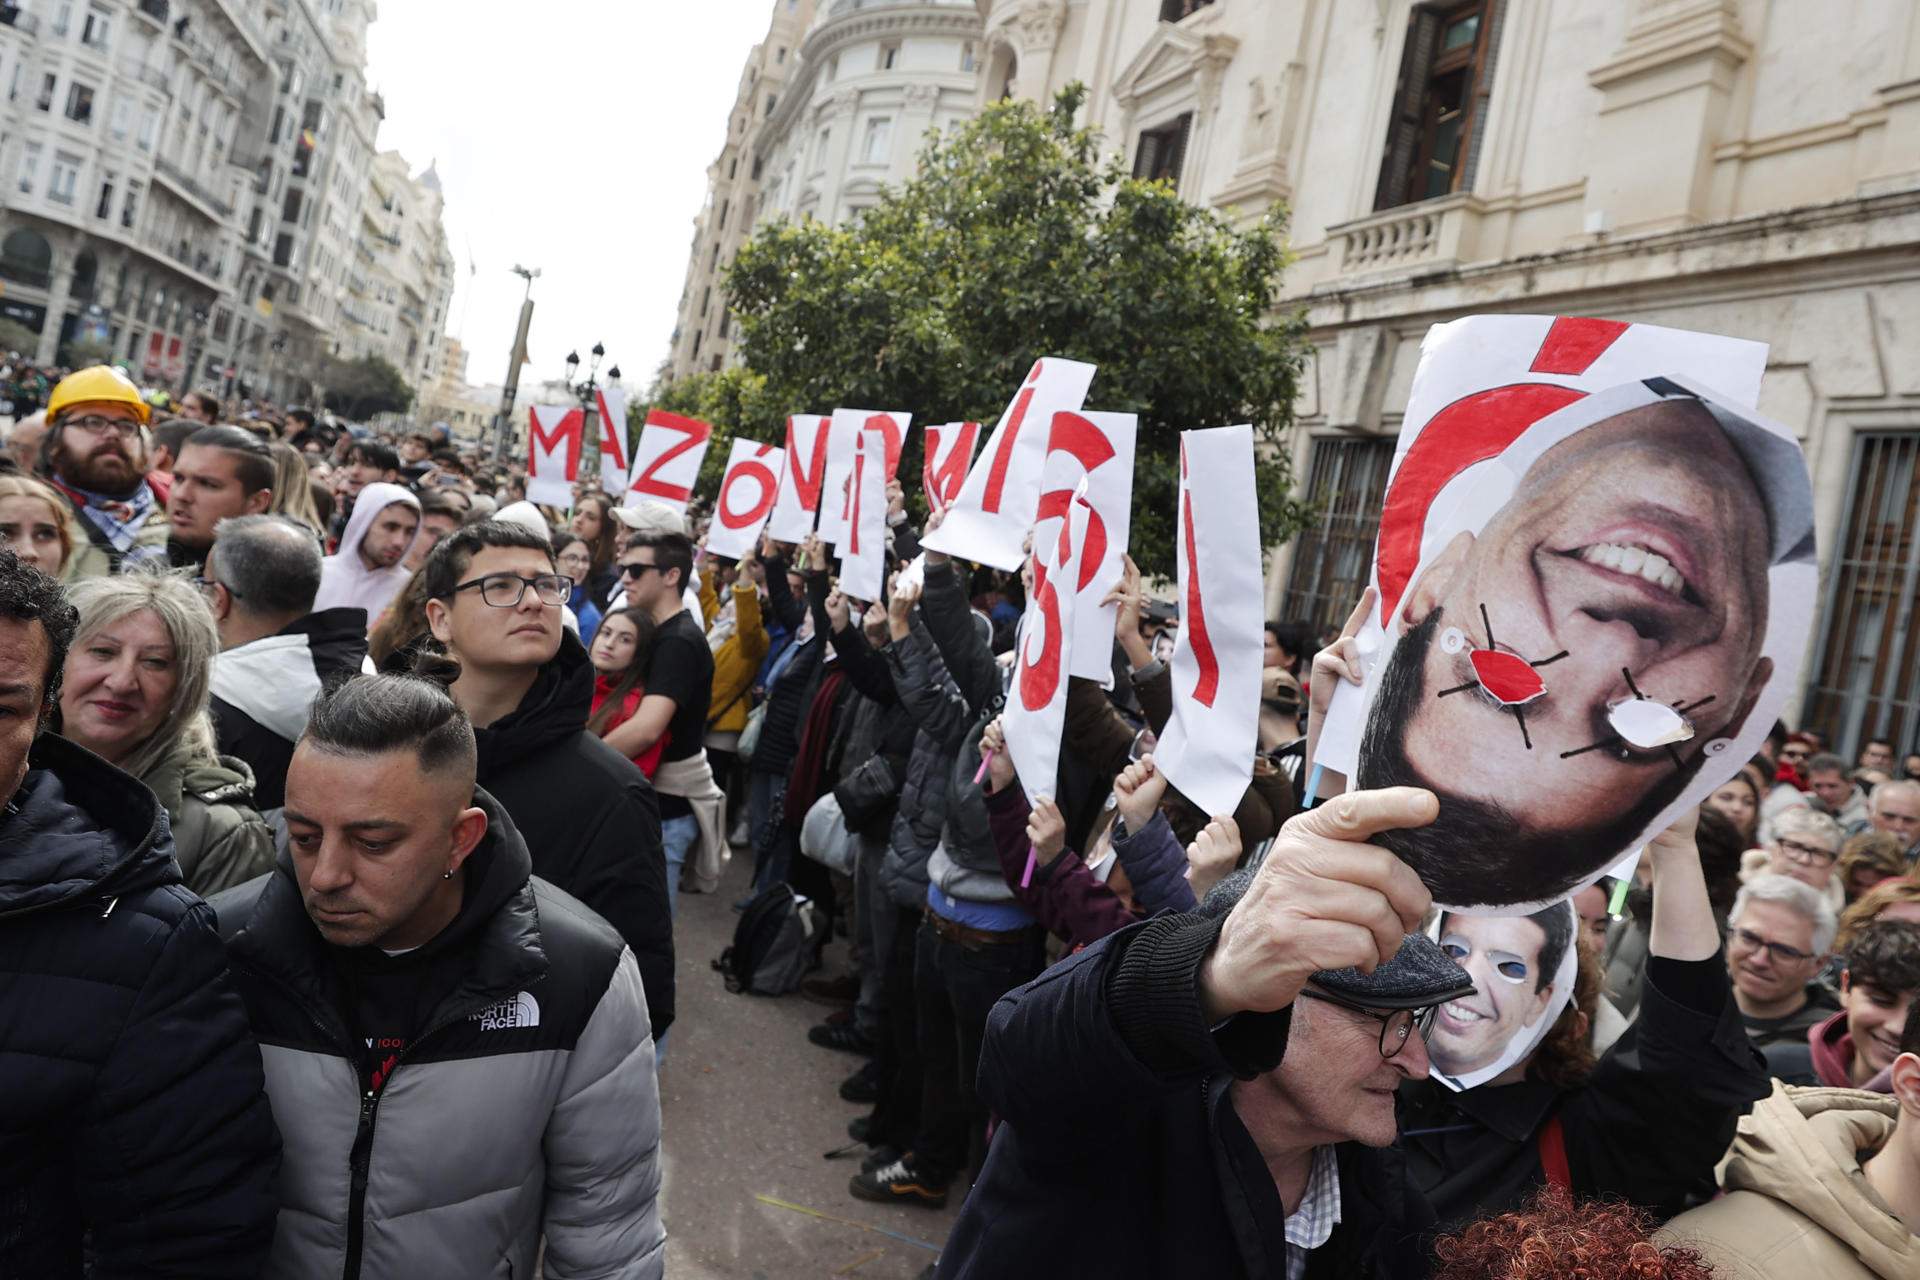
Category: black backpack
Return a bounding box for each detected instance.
[714,883,818,996]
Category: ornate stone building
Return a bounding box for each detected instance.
[983,0,1920,744]
[663,0,982,383]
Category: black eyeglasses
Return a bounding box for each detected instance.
[192,575,242,600]
[450,572,572,608]
[1775,836,1838,867]
[1730,926,1817,965]
[619,561,662,580]
[1296,988,1439,1060]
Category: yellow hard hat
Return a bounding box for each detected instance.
[47,365,151,426]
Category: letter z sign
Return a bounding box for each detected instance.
[624,409,713,514]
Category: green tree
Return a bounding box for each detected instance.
[0,319,42,358]
[320,354,414,420]
[722,84,1311,576]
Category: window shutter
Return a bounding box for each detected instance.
[1167,112,1192,190]
[1373,8,1441,211]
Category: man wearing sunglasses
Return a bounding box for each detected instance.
[938,786,1472,1279]
[419,520,675,1043]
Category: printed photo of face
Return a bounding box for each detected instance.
[1361,396,1786,909]
[1431,907,1570,1080]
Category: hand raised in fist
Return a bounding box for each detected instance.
[1112,754,1168,833]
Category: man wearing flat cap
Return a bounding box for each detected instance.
[937,787,1470,1280]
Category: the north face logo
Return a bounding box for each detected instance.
[473,992,540,1031]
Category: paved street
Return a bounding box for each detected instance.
[659,853,960,1279]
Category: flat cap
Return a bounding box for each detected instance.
[1310,932,1475,1011]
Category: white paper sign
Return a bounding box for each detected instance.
[837,426,890,602]
[1318,315,1770,777]
[1030,410,1136,686]
[705,439,786,561]
[526,404,583,508]
[921,357,1097,570]
[923,420,982,507]
[595,385,631,498]
[1004,487,1092,803]
[820,409,910,547]
[1155,425,1263,820]
[623,408,713,513]
[766,413,831,542]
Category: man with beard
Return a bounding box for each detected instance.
[166,425,276,571]
[313,481,421,628]
[41,366,171,577]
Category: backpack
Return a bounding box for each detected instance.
[714,883,818,996]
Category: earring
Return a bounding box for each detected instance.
[443,869,454,880]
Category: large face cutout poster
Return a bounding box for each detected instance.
[1321,316,1816,912]
[1428,900,1578,1091]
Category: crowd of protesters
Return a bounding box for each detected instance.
[2,362,1917,1279]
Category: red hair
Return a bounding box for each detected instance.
[1432,1185,1715,1280]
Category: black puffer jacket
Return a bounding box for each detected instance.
[0,735,280,1277]
[880,619,977,909]
[472,630,676,1039]
[749,556,824,777]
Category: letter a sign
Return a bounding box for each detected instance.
[624,409,713,514]
[1155,426,1263,820]
[595,385,631,498]
[526,404,583,508]
[705,439,786,561]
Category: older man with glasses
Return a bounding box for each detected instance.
[1724,873,1841,1064]
[40,365,172,577]
[1761,807,1846,913]
[1868,778,1920,867]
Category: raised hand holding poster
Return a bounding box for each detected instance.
[623,408,713,513]
[526,404,583,508]
[766,413,831,542]
[705,439,786,561]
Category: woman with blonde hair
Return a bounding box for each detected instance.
[0,472,74,576]
[266,440,325,535]
[59,572,273,895]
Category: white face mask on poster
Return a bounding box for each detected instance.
[1425,898,1578,1093]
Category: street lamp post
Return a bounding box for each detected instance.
[492,265,539,463]
[560,342,618,489]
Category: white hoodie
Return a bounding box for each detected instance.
[314,481,423,625]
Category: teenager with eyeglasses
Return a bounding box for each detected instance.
[417,519,675,1042]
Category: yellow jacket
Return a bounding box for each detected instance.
[698,576,769,736]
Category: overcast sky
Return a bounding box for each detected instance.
[365,1,772,395]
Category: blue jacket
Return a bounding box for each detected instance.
[0,735,280,1277]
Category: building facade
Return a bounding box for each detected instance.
[0,0,457,408]
[0,0,269,383]
[985,0,1920,747]
[345,150,453,391]
[663,0,985,383]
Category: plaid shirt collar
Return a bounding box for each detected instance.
[1282,1144,1343,1280]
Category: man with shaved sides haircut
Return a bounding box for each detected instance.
[211,670,665,1279]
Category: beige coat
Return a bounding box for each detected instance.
[1658,1083,1917,1280]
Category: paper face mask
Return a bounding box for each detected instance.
[1353,376,1816,912]
[1428,900,1578,1092]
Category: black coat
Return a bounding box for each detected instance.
[472,631,675,1039]
[1395,953,1767,1232]
[749,557,825,776]
[208,606,370,810]
[939,914,1435,1280]
[0,735,280,1278]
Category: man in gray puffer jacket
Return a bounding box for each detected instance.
[213,672,663,1279]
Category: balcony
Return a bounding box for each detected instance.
[119,58,171,93]
[1322,192,1487,284]
[134,0,169,28]
[153,155,234,218]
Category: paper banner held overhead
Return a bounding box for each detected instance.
[1317,314,1770,779]
[1004,484,1093,804]
[623,408,713,514]
[836,425,891,602]
[526,404,583,508]
[705,439,786,562]
[923,420,982,508]
[594,384,631,498]
[1031,410,1136,687]
[921,358,1097,570]
[766,413,831,542]
[1155,425,1263,820]
[820,409,910,547]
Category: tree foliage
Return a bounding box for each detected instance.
[0,319,41,358]
[320,354,414,420]
[717,84,1311,575]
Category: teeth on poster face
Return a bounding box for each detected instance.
[1608,698,1694,750]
